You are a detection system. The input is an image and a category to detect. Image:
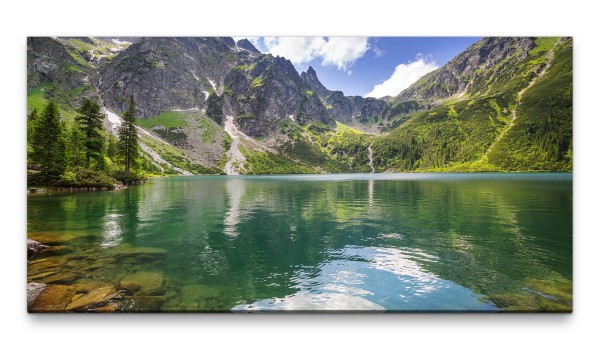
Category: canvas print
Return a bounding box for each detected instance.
[26,37,572,312]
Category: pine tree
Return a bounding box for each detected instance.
[67,123,86,168]
[27,108,38,121]
[107,134,117,161]
[31,100,67,183]
[117,95,139,177]
[76,98,104,168]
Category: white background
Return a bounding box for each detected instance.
[1,0,598,346]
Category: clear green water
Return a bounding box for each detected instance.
[27,173,573,312]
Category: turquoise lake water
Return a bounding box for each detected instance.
[27,173,573,312]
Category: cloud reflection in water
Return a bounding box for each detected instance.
[100,213,123,248]
[233,246,498,311]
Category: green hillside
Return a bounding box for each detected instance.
[372,37,572,172]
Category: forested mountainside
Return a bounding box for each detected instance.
[27,36,572,179]
[375,37,572,172]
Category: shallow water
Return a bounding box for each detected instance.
[27,173,573,312]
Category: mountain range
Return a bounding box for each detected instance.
[27,36,573,174]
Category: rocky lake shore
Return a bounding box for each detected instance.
[26,233,225,312]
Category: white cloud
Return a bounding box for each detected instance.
[262,37,369,71]
[366,59,438,98]
[319,37,369,70]
[264,37,326,65]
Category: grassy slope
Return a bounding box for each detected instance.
[137,111,190,147]
[487,39,573,171]
[236,118,378,174]
[236,37,571,174]
[371,37,572,172]
[27,84,80,123]
[140,129,223,175]
[138,111,230,173]
[240,144,319,174]
[58,37,130,66]
[137,111,188,129]
[275,121,375,173]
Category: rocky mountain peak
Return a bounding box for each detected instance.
[298,65,387,125]
[236,39,260,54]
[26,36,572,174]
[98,37,246,117]
[221,54,334,136]
[301,66,331,98]
[396,37,537,101]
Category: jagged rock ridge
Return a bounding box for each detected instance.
[300,65,387,125]
[26,36,572,174]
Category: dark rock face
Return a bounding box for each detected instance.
[27,36,374,137]
[27,37,99,107]
[95,37,142,44]
[236,39,261,54]
[29,37,538,136]
[224,56,333,136]
[300,66,332,98]
[97,36,336,136]
[397,37,536,101]
[301,66,387,124]
[99,37,241,118]
[347,96,388,123]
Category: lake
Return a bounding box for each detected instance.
[27,173,573,312]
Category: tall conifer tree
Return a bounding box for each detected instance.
[76,98,104,168]
[67,123,86,168]
[31,100,66,183]
[117,95,139,177]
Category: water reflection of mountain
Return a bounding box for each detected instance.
[214,175,572,310]
[27,174,572,311]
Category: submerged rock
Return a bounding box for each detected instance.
[28,257,66,274]
[28,260,66,284]
[73,280,110,293]
[108,245,167,259]
[94,302,121,312]
[126,296,166,311]
[66,286,120,311]
[179,284,225,311]
[29,284,76,312]
[28,270,60,281]
[42,271,81,285]
[71,293,84,302]
[28,258,51,265]
[27,282,47,307]
[28,233,80,246]
[40,245,71,257]
[27,239,49,260]
[180,284,222,303]
[117,280,141,295]
[120,272,165,296]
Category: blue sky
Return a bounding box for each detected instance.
[234,37,479,97]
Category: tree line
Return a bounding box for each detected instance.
[28,95,143,188]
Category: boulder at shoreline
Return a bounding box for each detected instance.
[27,239,49,260]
